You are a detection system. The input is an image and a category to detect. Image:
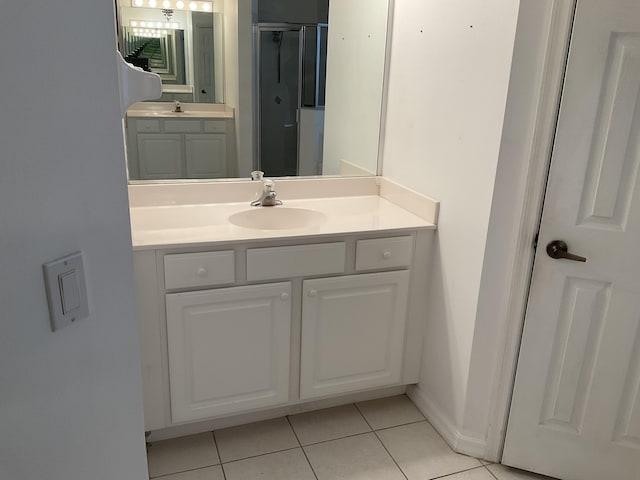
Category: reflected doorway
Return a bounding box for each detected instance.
[255,23,328,177]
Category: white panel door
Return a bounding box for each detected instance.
[137,134,182,179]
[166,283,291,423]
[300,271,409,400]
[185,134,227,178]
[504,2,640,479]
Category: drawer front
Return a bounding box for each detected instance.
[355,236,414,271]
[136,119,161,133]
[246,243,346,281]
[203,120,227,133]
[165,251,235,289]
[164,120,202,133]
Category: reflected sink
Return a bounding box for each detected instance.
[229,207,327,230]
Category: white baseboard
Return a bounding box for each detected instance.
[148,385,406,442]
[407,385,487,459]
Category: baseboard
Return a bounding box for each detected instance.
[148,385,406,442]
[406,385,487,459]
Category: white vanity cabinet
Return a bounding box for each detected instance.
[134,231,432,432]
[166,283,292,423]
[300,271,410,400]
[126,117,233,180]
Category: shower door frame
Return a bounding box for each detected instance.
[253,23,328,176]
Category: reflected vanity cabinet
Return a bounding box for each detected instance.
[133,231,432,432]
[125,116,235,180]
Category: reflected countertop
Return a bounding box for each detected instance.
[126,102,234,119]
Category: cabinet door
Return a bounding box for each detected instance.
[166,282,291,423]
[185,134,227,178]
[300,271,410,400]
[137,134,183,179]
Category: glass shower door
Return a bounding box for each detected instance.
[256,26,301,177]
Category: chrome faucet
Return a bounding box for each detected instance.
[173,100,183,113]
[251,171,282,207]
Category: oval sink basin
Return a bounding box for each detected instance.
[229,207,327,230]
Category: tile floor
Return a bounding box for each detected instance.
[146,395,554,480]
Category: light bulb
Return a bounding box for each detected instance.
[134,0,143,6]
[189,2,197,10]
[148,0,157,7]
[140,21,146,26]
[162,0,171,7]
[172,22,179,28]
[202,2,211,11]
[155,22,161,27]
[131,20,138,27]
[176,0,184,8]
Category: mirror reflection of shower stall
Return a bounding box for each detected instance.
[255,23,328,177]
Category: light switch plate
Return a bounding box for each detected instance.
[43,251,89,332]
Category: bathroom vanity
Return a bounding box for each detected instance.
[130,177,438,434]
[125,103,236,180]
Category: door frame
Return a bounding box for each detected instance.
[481,0,578,461]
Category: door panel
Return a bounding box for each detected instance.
[166,283,291,423]
[504,2,640,479]
[300,271,409,400]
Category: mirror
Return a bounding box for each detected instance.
[118,0,390,182]
[119,2,225,103]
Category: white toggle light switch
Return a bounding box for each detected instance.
[43,252,89,332]
[59,270,81,313]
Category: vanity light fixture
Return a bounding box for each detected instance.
[128,0,213,13]
[130,19,180,29]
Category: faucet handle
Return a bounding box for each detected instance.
[251,170,264,181]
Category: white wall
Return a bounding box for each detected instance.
[0,2,148,479]
[382,0,520,441]
[323,0,389,176]
[223,0,255,177]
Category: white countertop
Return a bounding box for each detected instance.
[130,195,435,251]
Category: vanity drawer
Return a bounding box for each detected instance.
[204,120,227,133]
[355,236,413,271]
[164,251,235,289]
[135,119,161,133]
[164,120,202,133]
[246,243,346,281]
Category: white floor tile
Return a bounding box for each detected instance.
[487,464,556,480]
[147,432,219,478]
[289,404,371,445]
[153,466,225,480]
[356,394,425,430]
[377,421,481,480]
[223,448,316,480]
[214,417,299,463]
[304,432,405,480]
[442,467,496,479]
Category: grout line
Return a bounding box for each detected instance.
[373,418,428,433]
[429,465,489,480]
[353,403,409,480]
[485,464,500,480]
[219,446,301,466]
[285,415,319,480]
[211,431,227,480]
[150,464,221,479]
